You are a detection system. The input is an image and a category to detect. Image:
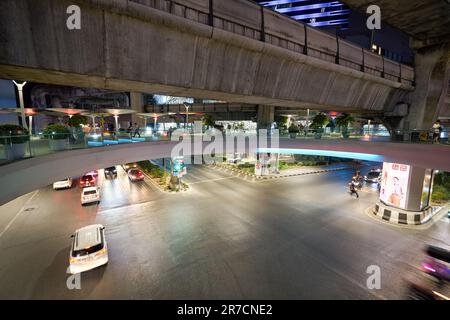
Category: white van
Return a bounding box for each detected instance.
[69,224,108,274]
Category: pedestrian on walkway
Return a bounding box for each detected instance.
[133,122,141,138]
[126,122,133,137]
[432,120,442,144]
[349,181,359,198]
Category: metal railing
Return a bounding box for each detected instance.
[129,0,415,87]
[0,128,448,166]
[0,130,169,165]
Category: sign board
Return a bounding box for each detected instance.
[379,162,411,209]
[173,156,186,178]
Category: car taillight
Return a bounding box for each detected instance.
[95,248,107,256]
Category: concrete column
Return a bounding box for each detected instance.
[379,162,433,211]
[257,105,274,131]
[402,43,450,131]
[130,92,144,127]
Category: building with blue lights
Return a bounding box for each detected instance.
[256,0,413,64]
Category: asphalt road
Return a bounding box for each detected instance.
[0,163,448,299]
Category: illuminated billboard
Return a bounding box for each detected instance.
[379,162,411,209]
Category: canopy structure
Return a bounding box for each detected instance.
[136,112,175,129]
[101,108,136,132]
[81,111,114,134]
[1,108,40,134]
[44,108,88,117]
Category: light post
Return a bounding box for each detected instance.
[114,115,119,134]
[12,80,28,131]
[305,108,310,135]
[368,119,371,136]
[183,102,191,132]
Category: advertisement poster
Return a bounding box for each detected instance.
[379,162,411,209]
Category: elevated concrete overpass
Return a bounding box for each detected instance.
[0,137,449,206]
[341,0,450,131]
[341,0,450,47]
[0,0,414,115]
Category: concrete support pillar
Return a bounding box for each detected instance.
[257,105,274,131]
[130,92,144,127]
[401,43,450,131]
[373,162,438,225]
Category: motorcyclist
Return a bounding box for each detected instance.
[352,170,363,189]
[348,181,359,198]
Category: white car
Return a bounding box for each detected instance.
[53,178,73,190]
[68,224,108,274]
[81,186,100,205]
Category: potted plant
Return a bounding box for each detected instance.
[68,114,88,142]
[288,124,300,139]
[310,113,329,139]
[0,124,29,160]
[43,124,70,150]
[335,113,355,139]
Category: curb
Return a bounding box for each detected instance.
[209,164,351,182]
[371,201,445,226]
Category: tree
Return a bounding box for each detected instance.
[310,113,329,130]
[202,114,215,128]
[275,115,289,130]
[335,113,355,138]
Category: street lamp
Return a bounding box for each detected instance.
[12,80,28,131]
[183,102,192,132]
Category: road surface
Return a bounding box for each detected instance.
[0,163,448,299]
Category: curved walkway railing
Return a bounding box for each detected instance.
[1,128,448,166]
[131,0,415,87]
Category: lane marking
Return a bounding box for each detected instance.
[188,176,236,185]
[97,200,154,215]
[0,190,39,240]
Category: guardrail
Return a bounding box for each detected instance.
[130,0,415,87]
[0,128,448,166]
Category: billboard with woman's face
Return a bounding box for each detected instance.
[379,162,411,209]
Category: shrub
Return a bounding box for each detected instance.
[0,124,29,144]
[43,124,70,140]
[68,114,88,127]
[432,185,449,201]
[288,124,300,133]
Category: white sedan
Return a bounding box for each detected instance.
[81,186,100,205]
[53,178,73,190]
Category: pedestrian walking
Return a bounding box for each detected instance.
[126,122,133,137]
[432,120,442,144]
[132,122,141,138]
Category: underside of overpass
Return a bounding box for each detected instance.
[0,0,414,116]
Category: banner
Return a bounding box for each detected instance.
[379,162,411,209]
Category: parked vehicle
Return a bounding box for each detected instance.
[68,224,108,274]
[53,178,73,190]
[81,186,100,205]
[104,166,117,179]
[127,168,144,182]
